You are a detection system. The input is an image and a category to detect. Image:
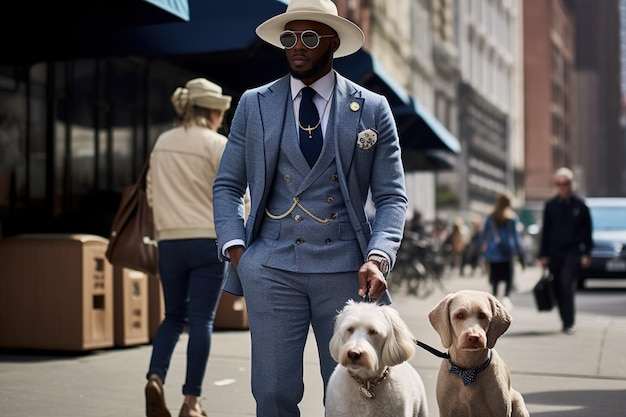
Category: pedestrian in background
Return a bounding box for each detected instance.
[212,0,408,415]
[145,78,232,417]
[407,209,426,237]
[539,167,592,335]
[447,216,467,274]
[478,191,524,310]
[461,213,483,277]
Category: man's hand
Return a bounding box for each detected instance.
[357,261,388,301]
[227,245,245,269]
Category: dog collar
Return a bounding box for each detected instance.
[348,367,389,399]
[448,351,492,386]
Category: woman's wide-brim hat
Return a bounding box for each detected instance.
[256,0,365,58]
[185,78,231,112]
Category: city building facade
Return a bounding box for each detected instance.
[454,0,523,216]
[568,0,623,197]
[523,0,623,206]
[523,0,577,203]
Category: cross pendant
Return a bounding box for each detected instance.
[304,125,314,139]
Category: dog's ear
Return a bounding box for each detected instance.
[381,306,416,366]
[328,303,348,361]
[485,293,512,348]
[428,293,455,348]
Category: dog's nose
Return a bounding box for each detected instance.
[348,351,362,362]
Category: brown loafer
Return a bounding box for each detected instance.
[178,403,207,417]
[145,378,171,417]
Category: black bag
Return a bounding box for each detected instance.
[533,270,555,312]
[105,158,159,275]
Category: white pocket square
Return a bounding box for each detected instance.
[357,129,378,150]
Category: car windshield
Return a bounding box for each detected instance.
[589,206,626,231]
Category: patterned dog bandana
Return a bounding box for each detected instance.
[448,351,492,386]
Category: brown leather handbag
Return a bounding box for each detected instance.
[105,158,158,275]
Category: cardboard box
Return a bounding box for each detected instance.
[113,266,149,346]
[0,234,114,351]
[214,292,248,330]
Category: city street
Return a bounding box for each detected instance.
[1,264,626,416]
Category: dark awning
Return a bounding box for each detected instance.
[0,0,283,64]
[395,97,461,154]
[335,50,411,108]
[83,2,288,58]
[1,1,190,63]
[402,149,457,172]
[336,51,460,158]
[144,0,190,21]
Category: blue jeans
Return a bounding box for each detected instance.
[147,238,225,397]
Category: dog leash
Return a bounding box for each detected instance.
[413,339,450,359]
[361,292,450,360]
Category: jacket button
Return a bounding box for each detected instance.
[295,238,303,245]
[331,213,338,220]
[284,174,291,182]
[294,215,302,222]
[331,174,338,181]
[325,238,332,244]
[327,196,334,203]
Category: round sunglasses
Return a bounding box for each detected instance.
[279,30,336,49]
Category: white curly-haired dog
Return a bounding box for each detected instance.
[325,300,429,417]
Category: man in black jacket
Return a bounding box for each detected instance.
[539,167,592,334]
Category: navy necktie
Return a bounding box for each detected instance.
[299,87,323,168]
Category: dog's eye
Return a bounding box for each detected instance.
[478,312,489,320]
[346,326,355,334]
[454,313,464,320]
[368,329,378,336]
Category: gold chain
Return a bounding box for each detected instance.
[265,196,331,224]
[296,92,331,139]
[349,367,389,399]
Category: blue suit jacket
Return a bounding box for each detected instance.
[213,71,408,294]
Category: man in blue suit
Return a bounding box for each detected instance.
[213,0,407,415]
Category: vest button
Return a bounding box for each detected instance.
[325,238,332,244]
[294,215,302,222]
[331,174,338,181]
[327,196,334,203]
[331,213,338,220]
[284,174,291,182]
[295,238,303,245]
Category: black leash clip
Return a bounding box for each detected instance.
[361,291,372,303]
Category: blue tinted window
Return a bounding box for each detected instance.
[589,206,626,231]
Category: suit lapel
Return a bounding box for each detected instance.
[334,75,363,177]
[258,76,291,187]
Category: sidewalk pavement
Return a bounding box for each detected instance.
[1,264,626,417]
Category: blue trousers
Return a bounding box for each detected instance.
[236,241,363,417]
[147,238,225,397]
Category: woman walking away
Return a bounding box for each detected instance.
[145,78,233,417]
[477,191,525,310]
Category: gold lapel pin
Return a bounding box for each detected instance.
[350,102,360,111]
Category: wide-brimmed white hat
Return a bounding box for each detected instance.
[185,78,231,112]
[256,0,365,58]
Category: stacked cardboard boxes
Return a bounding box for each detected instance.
[0,234,114,351]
